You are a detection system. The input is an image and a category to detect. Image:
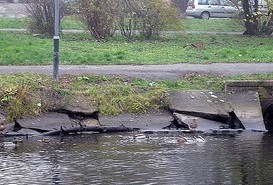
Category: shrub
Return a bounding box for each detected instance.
[116,0,140,40]
[117,0,183,40]
[24,0,67,36]
[79,0,117,40]
[142,0,182,39]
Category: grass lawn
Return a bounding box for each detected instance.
[0,31,272,65]
[0,16,244,32]
[0,17,28,29]
[183,18,244,32]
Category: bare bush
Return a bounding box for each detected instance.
[116,0,140,40]
[117,0,183,40]
[79,0,117,40]
[24,0,66,35]
[64,0,81,16]
[137,0,182,39]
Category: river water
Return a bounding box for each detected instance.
[1,131,273,185]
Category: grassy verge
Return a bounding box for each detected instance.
[61,15,87,30]
[0,17,28,29]
[1,72,273,122]
[0,31,272,65]
[0,17,244,32]
[183,18,244,32]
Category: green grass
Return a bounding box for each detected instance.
[183,18,244,32]
[0,17,28,29]
[0,31,273,65]
[0,17,245,32]
[61,15,87,30]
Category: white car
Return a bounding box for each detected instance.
[186,0,240,19]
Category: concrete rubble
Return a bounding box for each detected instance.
[0,89,267,137]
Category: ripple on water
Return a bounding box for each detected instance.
[1,132,273,184]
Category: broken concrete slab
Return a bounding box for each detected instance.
[225,80,268,131]
[60,95,98,117]
[226,91,266,131]
[99,110,173,130]
[225,80,273,93]
[169,90,233,122]
[173,113,228,131]
[16,112,77,132]
[81,118,100,127]
[169,90,266,131]
[16,128,41,136]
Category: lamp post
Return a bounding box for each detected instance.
[53,0,60,80]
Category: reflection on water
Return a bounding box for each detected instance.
[1,131,273,185]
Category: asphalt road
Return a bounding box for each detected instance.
[1,63,273,80]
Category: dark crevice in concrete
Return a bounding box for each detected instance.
[167,110,244,130]
[261,98,273,132]
[171,110,230,124]
[228,111,245,129]
[57,109,99,121]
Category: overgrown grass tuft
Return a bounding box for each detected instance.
[71,75,168,115]
[0,73,52,121]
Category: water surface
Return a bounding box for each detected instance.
[1,131,273,185]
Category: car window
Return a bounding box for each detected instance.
[198,0,209,5]
[209,0,220,5]
[220,0,233,6]
[188,0,194,4]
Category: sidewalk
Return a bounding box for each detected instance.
[1,63,273,80]
[0,2,27,18]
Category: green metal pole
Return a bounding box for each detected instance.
[53,0,60,80]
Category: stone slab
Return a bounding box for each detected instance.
[99,110,173,130]
[225,80,273,93]
[81,118,100,127]
[16,112,77,132]
[226,91,265,131]
[169,90,266,131]
[16,128,41,135]
[169,90,233,120]
[173,113,226,131]
[61,95,98,116]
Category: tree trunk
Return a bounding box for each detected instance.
[171,0,189,14]
[242,0,259,35]
[263,11,273,35]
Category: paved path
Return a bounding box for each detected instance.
[1,63,273,80]
[0,2,27,18]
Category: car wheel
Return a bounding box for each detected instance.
[201,12,210,19]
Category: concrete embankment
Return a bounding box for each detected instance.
[0,64,273,135]
[0,87,268,137]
